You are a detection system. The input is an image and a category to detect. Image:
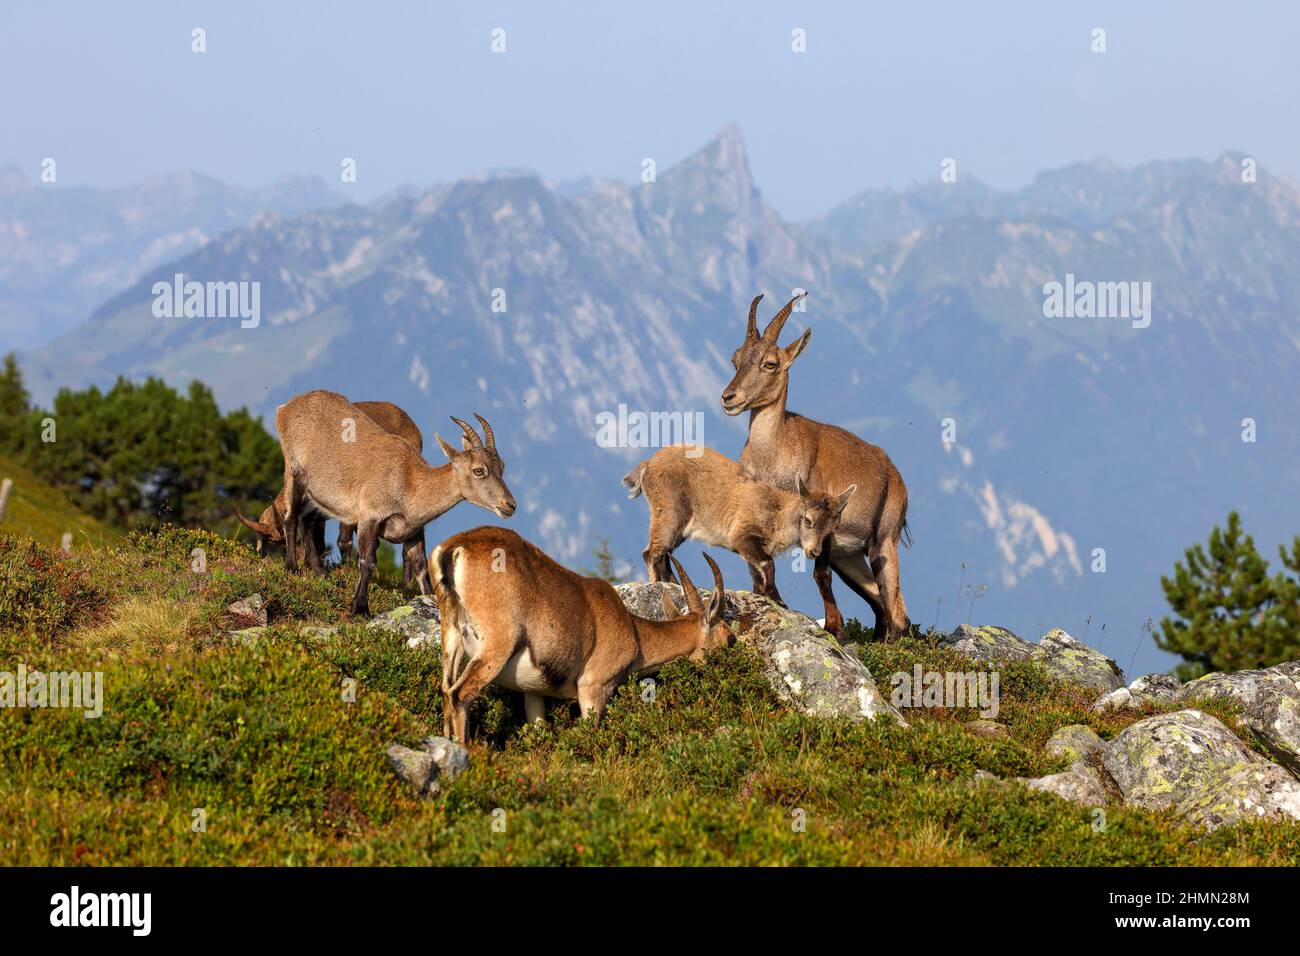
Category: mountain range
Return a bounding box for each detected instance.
[7,126,1299,674]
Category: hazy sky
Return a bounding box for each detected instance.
[3,0,1297,219]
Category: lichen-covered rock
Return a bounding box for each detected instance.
[385,735,468,797]
[1173,762,1300,830]
[938,624,1036,663]
[1034,629,1125,693]
[1046,724,1105,763]
[1101,710,1260,812]
[227,593,268,628]
[1021,760,1109,807]
[1177,667,1300,776]
[367,596,440,648]
[225,625,267,645]
[615,583,903,724]
[1273,661,1300,684]
[966,719,1008,739]
[1092,672,1181,712]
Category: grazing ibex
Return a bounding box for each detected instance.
[623,445,855,634]
[722,293,911,641]
[275,390,515,616]
[235,400,429,587]
[432,525,732,742]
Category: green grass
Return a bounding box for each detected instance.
[0,454,124,550]
[1,525,1298,866]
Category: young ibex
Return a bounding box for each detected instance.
[275,390,515,616]
[722,293,912,641]
[623,445,856,634]
[432,525,732,742]
[235,399,429,586]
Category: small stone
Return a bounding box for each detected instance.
[227,593,268,628]
[1046,724,1105,763]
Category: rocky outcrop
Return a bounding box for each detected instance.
[1034,629,1125,693]
[1045,724,1105,763]
[615,582,903,724]
[1101,710,1300,830]
[385,736,469,797]
[1092,672,1182,712]
[1176,666,1300,776]
[941,624,1124,693]
[367,596,440,649]
[226,593,268,629]
[1022,761,1109,807]
[938,625,1035,663]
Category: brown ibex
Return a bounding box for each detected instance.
[432,525,732,742]
[722,293,911,641]
[275,390,515,616]
[235,399,429,586]
[623,445,855,634]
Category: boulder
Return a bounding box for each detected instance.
[1177,666,1300,776]
[966,719,1008,739]
[1034,629,1125,693]
[938,624,1036,663]
[227,593,268,628]
[385,735,469,797]
[615,582,904,724]
[367,596,441,649]
[1100,709,1300,830]
[1046,724,1105,763]
[1021,760,1109,807]
[1093,672,1181,712]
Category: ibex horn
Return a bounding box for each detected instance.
[473,413,496,452]
[746,294,764,340]
[449,416,483,450]
[761,292,807,343]
[670,556,706,618]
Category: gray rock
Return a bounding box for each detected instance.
[227,593,268,628]
[1272,661,1300,684]
[385,735,468,797]
[1046,724,1106,763]
[938,624,1036,663]
[1034,629,1125,693]
[1021,760,1109,807]
[614,583,904,724]
[225,625,267,645]
[367,596,441,648]
[1100,709,1300,829]
[1092,672,1181,712]
[1177,667,1300,776]
[966,719,1008,739]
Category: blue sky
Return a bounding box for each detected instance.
[2,0,1297,218]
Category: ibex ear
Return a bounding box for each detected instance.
[783,327,812,365]
[660,588,681,620]
[795,475,811,499]
[837,484,857,513]
[435,434,458,461]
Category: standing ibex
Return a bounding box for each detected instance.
[235,399,429,587]
[722,293,911,641]
[275,390,515,616]
[623,445,855,634]
[432,525,732,742]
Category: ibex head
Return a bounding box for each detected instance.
[795,477,856,559]
[235,504,286,551]
[665,553,733,659]
[435,413,517,518]
[721,292,811,415]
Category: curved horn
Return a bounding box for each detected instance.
[761,292,807,343]
[745,294,764,340]
[702,553,726,623]
[234,508,275,537]
[473,413,497,451]
[669,556,706,618]
[449,416,483,450]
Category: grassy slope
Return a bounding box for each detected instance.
[0,454,124,549]
[1,525,1298,866]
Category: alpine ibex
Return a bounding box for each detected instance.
[623,445,855,634]
[432,525,732,742]
[275,390,515,616]
[722,293,911,641]
[235,399,428,586]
